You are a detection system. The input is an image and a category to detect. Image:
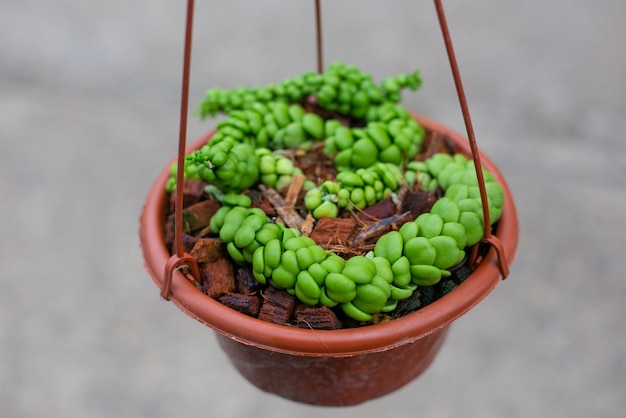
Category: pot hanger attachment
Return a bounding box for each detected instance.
[161,0,201,300]
[433,0,509,279]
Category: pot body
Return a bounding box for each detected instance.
[140,114,518,406]
[217,327,448,406]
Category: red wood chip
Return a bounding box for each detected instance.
[201,258,235,298]
[295,306,342,330]
[217,293,261,317]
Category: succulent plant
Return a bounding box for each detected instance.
[166,62,504,322]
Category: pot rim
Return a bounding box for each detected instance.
[139,113,519,357]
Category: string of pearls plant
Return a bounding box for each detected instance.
[167,62,505,322]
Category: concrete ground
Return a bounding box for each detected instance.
[1,0,624,417]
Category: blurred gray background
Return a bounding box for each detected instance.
[1,0,625,417]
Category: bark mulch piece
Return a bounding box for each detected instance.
[235,266,263,295]
[309,217,359,250]
[354,198,396,222]
[189,238,224,264]
[217,293,262,317]
[257,287,297,325]
[401,190,439,218]
[180,199,221,233]
[200,257,236,298]
[295,305,343,330]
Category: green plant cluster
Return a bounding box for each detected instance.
[167,102,325,192]
[423,153,505,227]
[167,63,506,322]
[256,148,314,192]
[303,163,403,218]
[198,61,421,119]
[404,160,438,191]
[166,63,425,194]
[208,152,504,322]
[324,103,425,170]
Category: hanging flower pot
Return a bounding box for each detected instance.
[139,0,518,407]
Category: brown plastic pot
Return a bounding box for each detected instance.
[139,113,519,406]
